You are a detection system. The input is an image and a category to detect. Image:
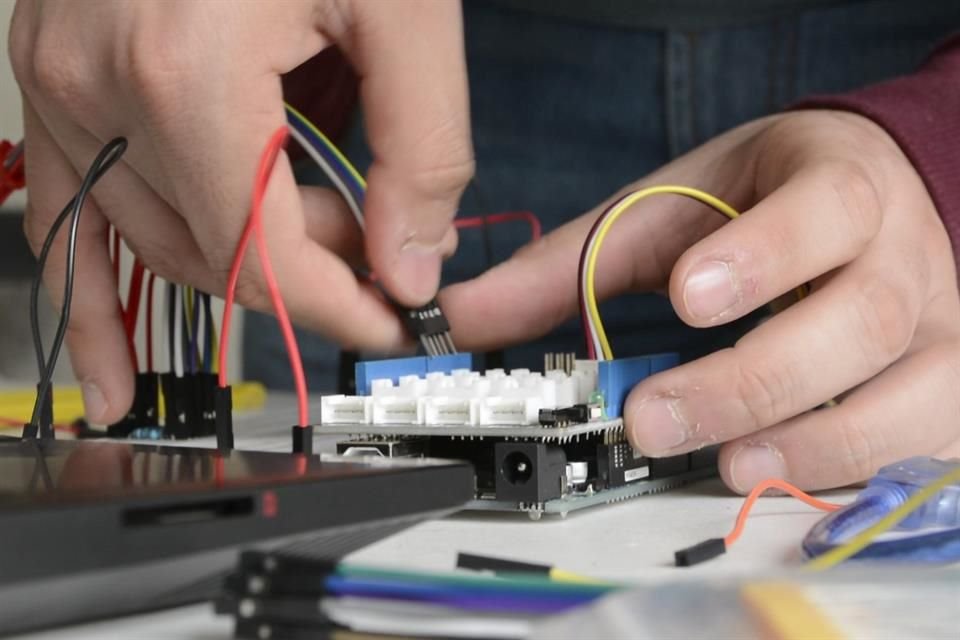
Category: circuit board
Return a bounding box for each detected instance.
[318,352,716,519]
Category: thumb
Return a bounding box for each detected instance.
[328,0,474,306]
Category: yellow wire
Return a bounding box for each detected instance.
[805,465,960,571]
[548,568,614,586]
[585,186,740,359]
[283,103,367,189]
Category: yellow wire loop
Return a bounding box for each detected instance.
[585,186,740,360]
[805,465,960,571]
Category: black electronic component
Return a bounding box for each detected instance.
[199,372,219,436]
[494,442,567,504]
[215,385,234,451]
[690,446,720,471]
[108,372,160,438]
[291,425,314,455]
[674,538,726,567]
[396,298,457,357]
[160,373,189,439]
[597,441,650,489]
[0,439,473,634]
[456,552,551,576]
[649,453,690,478]
[539,404,589,427]
[336,438,428,458]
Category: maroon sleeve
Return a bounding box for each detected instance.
[795,34,960,274]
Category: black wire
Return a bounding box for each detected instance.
[28,138,128,429]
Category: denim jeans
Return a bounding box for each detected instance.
[244,0,960,390]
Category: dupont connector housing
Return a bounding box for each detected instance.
[597,353,679,418]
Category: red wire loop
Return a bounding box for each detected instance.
[219,128,309,428]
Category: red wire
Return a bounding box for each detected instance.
[219,127,309,428]
[724,478,843,547]
[0,416,73,434]
[111,227,120,284]
[124,259,145,335]
[145,271,156,372]
[454,210,542,242]
[123,259,145,372]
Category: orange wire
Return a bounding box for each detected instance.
[724,478,843,547]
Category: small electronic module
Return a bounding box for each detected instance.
[319,352,716,519]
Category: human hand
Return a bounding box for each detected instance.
[441,111,960,492]
[9,0,473,423]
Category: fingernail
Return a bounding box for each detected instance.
[683,260,739,320]
[395,241,442,303]
[81,381,107,423]
[729,444,787,493]
[629,397,690,455]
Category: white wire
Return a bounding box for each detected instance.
[580,225,605,359]
[287,125,365,231]
[195,294,206,372]
[172,286,183,377]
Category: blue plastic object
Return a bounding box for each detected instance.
[803,456,960,563]
[597,353,679,418]
[355,354,473,395]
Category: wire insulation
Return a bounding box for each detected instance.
[28,138,128,429]
[725,479,842,547]
[580,186,740,360]
[218,127,309,427]
[454,211,542,242]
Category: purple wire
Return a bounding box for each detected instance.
[324,576,598,615]
[187,289,201,372]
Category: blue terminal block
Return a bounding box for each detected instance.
[355,353,473,395]
[597,353,679,418]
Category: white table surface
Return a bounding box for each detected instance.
[15,397,858,640]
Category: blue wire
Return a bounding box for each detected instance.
[284,110,366,204]
[323,575,598,614]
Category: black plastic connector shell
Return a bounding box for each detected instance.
[215,385,234,451]
[674,538,727,567]
[160,373,188,439]
[398,299,450,337]
[538,404,589,427]
[108,372,159,438]
[239,550,337,576]
[291,425,314,456]
[198,373,219,436]
[456,552,551,576]
[36,381,53,437]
